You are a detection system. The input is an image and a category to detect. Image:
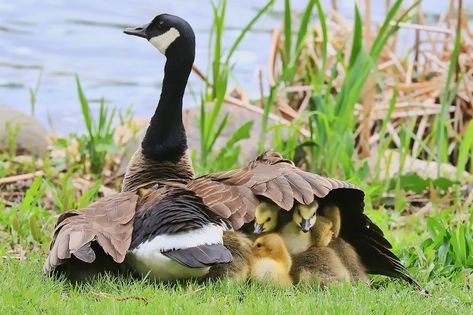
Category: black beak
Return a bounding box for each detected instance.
[254,223,264,234]
[124,23,150,39]
[300,218,311,233]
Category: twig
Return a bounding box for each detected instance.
[73,178,117,196]
[258,67,265,109]
[389,22,453,34]
[191,65,208,83]
[0,171,44,185]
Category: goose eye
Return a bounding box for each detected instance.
[158,21,165,29]
[256,243,261,248]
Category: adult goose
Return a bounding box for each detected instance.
[44,14,422,289]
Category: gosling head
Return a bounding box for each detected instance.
[252,233,287,258]
[293,201,319,233]
[124,14,195,58]
[312,217,334,247]
[254,202,279,234]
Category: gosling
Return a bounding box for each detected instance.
[250,233,292,287]
[323,205,369,283]
[253,201,282,234]
[280,201,319,255]
[205,231,253,281]
[290,216,350,286]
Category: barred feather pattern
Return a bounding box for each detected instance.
[130,187,230,250]
[122,149,194,193]
[187,151,359,229]
[43,192,138,273]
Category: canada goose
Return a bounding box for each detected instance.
[44,14,423,290]
[205,231,253,281]
[45,186,233,281]
[250,233,292,287]
[121,14,196,192]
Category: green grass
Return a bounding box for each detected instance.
[1,253,472,314]
[1,0,472,313]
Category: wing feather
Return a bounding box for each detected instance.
[43,192,139,274]
[187,151,361,229]
[186,151,422,288]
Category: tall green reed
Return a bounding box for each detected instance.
[75,75,117,175]
[198,0,273,168]
[261,0,420,179]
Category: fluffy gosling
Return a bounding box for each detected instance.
[250,233,292,287]
[290,215,350,286]
[280,201,319,255]
[323,205,369,283]
[206,231,253,281]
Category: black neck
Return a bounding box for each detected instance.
[141,52,193,162]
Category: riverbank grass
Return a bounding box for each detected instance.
[1,252,472,314]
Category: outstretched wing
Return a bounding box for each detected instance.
[322,188,424,290]
[187,151,359,229]
[43,192,138,275]
[188,151,423,289]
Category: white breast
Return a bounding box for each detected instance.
[127,224,224,281]
[127,250,210,281]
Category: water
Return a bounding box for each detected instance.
[0,0,466,134]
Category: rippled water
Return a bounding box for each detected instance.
[0,0,465,134]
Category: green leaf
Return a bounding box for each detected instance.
[283,0,292,64]
[224,121,253,148]
[75,75,93,138]
[396,172,429,194]
[348,5,362,69]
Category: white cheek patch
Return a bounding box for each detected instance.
[149,27,180,54]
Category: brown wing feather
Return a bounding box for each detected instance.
[43,192,138,274]
[187,151,361,229]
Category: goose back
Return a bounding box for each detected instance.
[122,149,194,193]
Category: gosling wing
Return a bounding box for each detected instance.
[43,192,138,274]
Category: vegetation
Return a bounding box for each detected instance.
[1,0,472,313]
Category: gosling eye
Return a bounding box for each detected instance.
[267,217,271,222]
[256,243,261,248]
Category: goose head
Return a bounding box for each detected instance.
[253,202,279,234]
[292,201,318,233]
[312,217,334,247]
[124,14,195,58]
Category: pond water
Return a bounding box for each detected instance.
[0,0,466,134]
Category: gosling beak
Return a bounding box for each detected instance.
[300,218,311,233]
[254,223,264,234]
[124,23,150,39]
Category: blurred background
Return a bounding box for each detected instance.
[0,0,463,134]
